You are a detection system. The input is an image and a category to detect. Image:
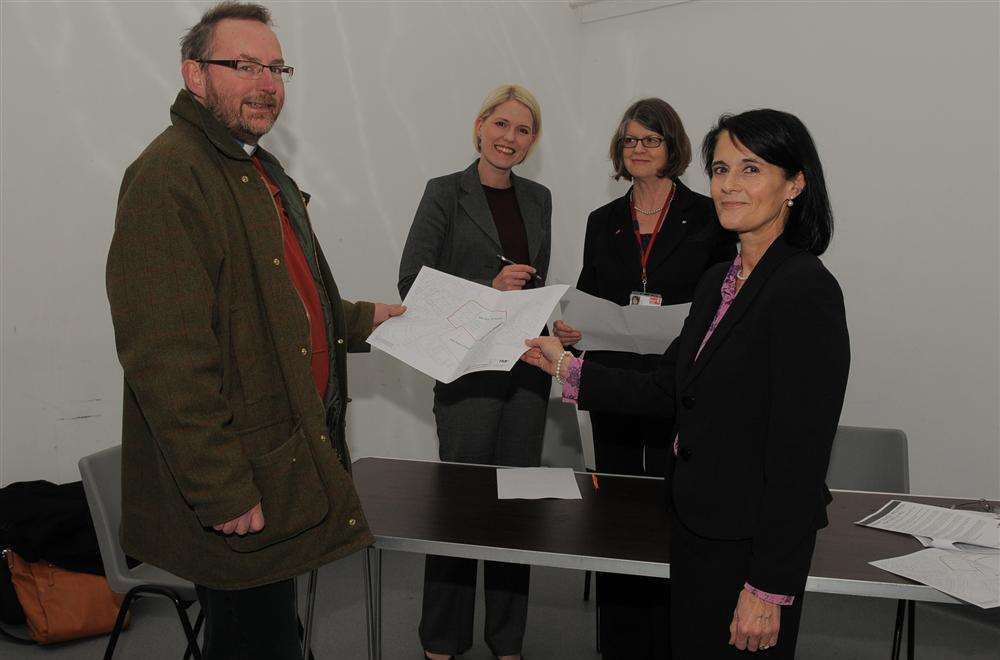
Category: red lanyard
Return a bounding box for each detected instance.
[631,184,676,292]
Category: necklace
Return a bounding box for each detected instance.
[632,184,674,216]
[735,270,749,281]
[633,202,664,216]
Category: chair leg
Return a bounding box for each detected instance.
[104,588,140,660]
[583,570,591,601]
[183,608,205,660]
[105,586,201,660]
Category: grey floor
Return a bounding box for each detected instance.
[2,550,997,659]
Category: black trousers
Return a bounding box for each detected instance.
[591,409,671,660]
[670,513,811,659]
[195,578,300,660]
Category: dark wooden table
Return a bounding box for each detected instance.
[352,457,994,659]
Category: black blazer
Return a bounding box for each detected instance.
[578,236,850,595]
[577,180,736,308]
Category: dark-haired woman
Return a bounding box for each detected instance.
[553,98,734,660]
[529,109,850,658]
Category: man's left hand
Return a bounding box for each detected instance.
[373,303,406,328]
[729,587,780,652]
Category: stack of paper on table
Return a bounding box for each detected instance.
[857,500,1000,608]
[559,288,689,354]
[367,267,568,384]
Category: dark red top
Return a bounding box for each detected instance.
[483,184,531,268]
[251,156,329,399]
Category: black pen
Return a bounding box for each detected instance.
[496,254,545,284]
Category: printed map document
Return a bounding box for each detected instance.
[559,288,689,354]
[368,267,568,384]
[496,467,582,500]
[871,549,999,609]
[856,500,1000,549]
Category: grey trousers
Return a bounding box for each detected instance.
[420,362,550,656]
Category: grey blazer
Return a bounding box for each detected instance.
[398,160,552,298]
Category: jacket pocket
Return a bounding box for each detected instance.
[224,424,330,553]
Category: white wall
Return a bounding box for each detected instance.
[2,1,997,498]
[580,0,1000,497]
[0,0,586,484]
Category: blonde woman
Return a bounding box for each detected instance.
[398,85,550,660]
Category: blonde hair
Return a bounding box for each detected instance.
[473,84,542,159]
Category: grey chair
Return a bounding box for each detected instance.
[825,425,913,660]
[79,446,204,660]
[80,445,321,660]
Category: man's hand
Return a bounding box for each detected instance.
[522,336,567,378]
[493,264,535,291]
[214,501,266,536]
[729,588,781,652]
[553,320,582,347]
[373,303,406,328]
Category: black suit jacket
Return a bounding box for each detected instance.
[577,180,736,308]
[578,236,850,595]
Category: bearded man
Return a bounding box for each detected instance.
[106,3,403,657]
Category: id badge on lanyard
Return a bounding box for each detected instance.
[629,291,663,306]
[631,185,675,297]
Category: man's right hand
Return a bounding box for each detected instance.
[493,264,535,291]
[213,501,266,536]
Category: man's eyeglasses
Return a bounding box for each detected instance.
[621,135,664,149]
[198,59,294,83]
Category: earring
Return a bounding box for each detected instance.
[786,199,794,207]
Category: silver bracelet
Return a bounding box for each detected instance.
[555,351,571,384]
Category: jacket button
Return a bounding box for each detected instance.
[319,434,327,442]
[679,446,693,461]
[347,518,357,527]
[272,257,281,267]
[681,395,696,410]
[336,338,344,345]
[300,346,308,356]
[241,175,249,183]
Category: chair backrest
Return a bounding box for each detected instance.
[826,425,909,493]
[78,446,132,593]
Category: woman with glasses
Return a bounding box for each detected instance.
[527,108,850,658]
[553,98,735,660]
[398,84,550,660]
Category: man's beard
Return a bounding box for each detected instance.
[204,81,279,144]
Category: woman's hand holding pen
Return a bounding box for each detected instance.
[493,263,536,291]
[553,320,582,347]
[522,336,568,379]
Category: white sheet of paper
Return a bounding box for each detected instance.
[496,467,582,500]
[856,500,1000,549]
[871,548,1000,609]
[368,267,568,384]
[559,288,689,354]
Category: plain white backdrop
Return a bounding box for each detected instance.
[1,1,997,498]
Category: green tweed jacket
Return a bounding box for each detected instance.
[106,90,375,589]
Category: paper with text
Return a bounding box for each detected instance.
[871,548,999,609]
[368,267,568,383]
[856,500,1000,549]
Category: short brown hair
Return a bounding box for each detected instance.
[609,98,691,181]
[180,2,272,62]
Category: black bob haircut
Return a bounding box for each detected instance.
[701,109,833,256]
